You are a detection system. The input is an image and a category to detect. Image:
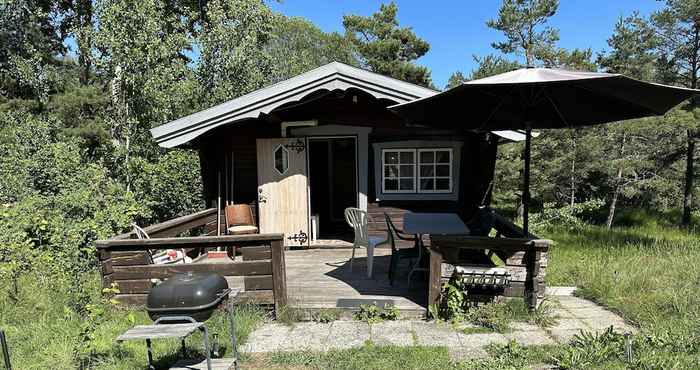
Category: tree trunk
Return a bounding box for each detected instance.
[607,132,626,229]
[681,129,695,227]
[606,168,622,229]
[570,130,577,207]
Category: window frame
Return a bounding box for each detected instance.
[417,148,453,194]
[381,148,417,193]
[380,148,454,195]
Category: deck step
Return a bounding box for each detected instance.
[169,357,236,370]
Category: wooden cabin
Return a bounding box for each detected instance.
[151,62,521,247]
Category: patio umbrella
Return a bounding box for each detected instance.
[390,67,699,236]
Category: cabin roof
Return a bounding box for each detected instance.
[150,62,438,148]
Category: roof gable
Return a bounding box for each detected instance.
[151,62,438,148]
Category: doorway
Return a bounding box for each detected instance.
[308,137,358,239]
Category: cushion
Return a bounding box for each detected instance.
[227,225,259,235]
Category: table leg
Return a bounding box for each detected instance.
[145,339,154,370]
[408,235,423,287]
[367,243,374,278]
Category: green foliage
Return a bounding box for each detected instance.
[0,274,266,369]
[131,150,204,223]
[311,308,342,323]
[531,199,605,232]
[552,327,627,369]
[343,1,432,87]
[354,303,400,323]
[487,0,560,66]
[277,304,304,325]
[196,0,274,106]
[266,15,359,85]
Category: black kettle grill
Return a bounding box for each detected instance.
[146,272,230,322]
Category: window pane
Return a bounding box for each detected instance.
[384,165,399,178]
[436,164,450,177]
[436,150,450,163]
[399,151,414,163]
[384,151,398,164]
[436,178,450,190]
[385,179,398,190]
[420,151,434,164]
[399,178,414,191]
[420,178,434,191]
[399,164,414,177]
[420,165,434,177]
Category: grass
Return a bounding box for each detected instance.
[2,221,699,369]
[0,274,266,369]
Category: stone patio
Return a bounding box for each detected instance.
[240,295,636,360]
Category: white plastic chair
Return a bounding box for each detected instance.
[344,208,387,277]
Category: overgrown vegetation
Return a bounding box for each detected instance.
[430,275,558,333]
[354,303,400,324]
[0,273,266,369]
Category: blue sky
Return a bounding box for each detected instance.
[269,1,663,89]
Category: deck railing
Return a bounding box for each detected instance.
[95,208,287,313]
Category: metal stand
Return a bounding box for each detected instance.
[153,316,212,370]
[1,330,11,370]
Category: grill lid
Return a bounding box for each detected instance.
[146,272,229,313]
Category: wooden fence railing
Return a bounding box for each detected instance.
[428,214,552,311]
[95,209,287,313]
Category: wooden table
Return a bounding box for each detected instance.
[402,213,469,285]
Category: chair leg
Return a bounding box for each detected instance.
[349,243,356,272]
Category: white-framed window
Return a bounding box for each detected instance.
[382,149,416,193]
[418,149,453,193]
[381,148,453,194]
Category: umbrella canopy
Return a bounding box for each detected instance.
[389,67,698,237]
[390,68,697,131]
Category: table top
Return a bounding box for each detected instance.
[117,322,204,342]
[403,212,470,235]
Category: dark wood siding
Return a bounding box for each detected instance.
[193,89,500,238]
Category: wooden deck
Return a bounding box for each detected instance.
[285,248,427,319]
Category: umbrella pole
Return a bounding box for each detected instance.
[522,128,531,237]
[523,127,537,310]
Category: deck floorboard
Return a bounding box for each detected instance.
[284,248,427,316]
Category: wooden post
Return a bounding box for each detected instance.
[270,239,287,314]
[97,246,114,289]
[428,248,443,315]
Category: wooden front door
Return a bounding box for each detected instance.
[257,138,310,247]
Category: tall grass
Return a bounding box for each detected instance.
[0,274,265,369]
[545,224,700,332]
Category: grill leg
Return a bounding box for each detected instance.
[145,339,154,370]
[200,326,212,370]
[228,303,239,370]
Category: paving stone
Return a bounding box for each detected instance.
[548,328,582,343]
[551,308,576,319]
[509,322,540,332]
[371,320,415,346]
[504,330,556,346]
[413,321,461,347]
[565,307,618,319]
[548,318,588,331]
[580,317,635,333]
[557,296,600,310]
[456,332,508,348]
[240,323,291,353]
[279,322,331,351]
[326,321,370,350]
